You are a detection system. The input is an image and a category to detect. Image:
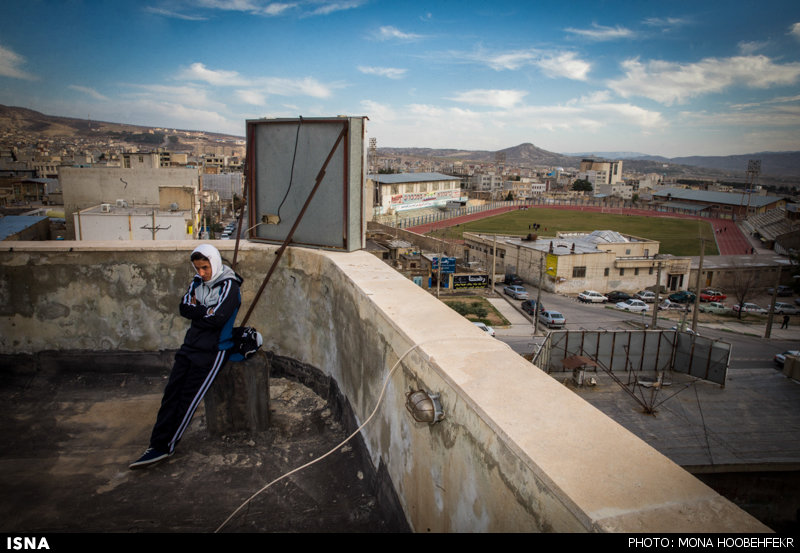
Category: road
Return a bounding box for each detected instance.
[491,285,799,370]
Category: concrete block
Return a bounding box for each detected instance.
[205,351,271,435]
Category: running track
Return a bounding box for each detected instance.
[404,204,754,256]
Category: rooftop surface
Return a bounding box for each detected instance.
[0,352,409,534]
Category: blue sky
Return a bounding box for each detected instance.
[1,0,799,157]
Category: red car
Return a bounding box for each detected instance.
[700,289,727,302]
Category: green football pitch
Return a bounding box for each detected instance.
[426,207,719,257]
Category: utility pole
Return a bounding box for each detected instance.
[535,256,544,335]
[691,238,706,333]
[491,234,498,293]
[651,261,662,329]
[765,266,782,338]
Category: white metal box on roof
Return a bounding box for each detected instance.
[246,116,367,252]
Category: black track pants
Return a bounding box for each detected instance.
[149,348,229,453]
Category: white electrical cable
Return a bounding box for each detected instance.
[214,338,436,533]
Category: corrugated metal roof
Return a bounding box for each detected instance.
[653,187,782,208]
[368,172,459,184]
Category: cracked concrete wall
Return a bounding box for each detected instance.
[0,241,771,533]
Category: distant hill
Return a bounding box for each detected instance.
[379,143,579,169]
[0,104,240,144]
[380,142,800,180]
[2,104,798,179]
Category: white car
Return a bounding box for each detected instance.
[771,302,798,315]
[733,303,767,314]
[578,290,608,303]
[774,350,800,368]
[472,322,496,337]
[698,302,730,314]
[634,290,659,303]
[616,299,648,313]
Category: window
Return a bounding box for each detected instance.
[649,267,654,275]
[620,268,625,276]
[573,266,587,278]
[604,268,609,277]
[634,268,639,276]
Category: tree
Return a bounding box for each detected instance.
[731,263,760,319]
[572,179,592,192]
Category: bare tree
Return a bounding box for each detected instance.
[731,261,760,319]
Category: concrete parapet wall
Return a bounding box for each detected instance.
[0,241,771,532]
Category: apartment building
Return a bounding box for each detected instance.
[464,230,691,295]
[59,164,202,239]
[578,158,623,196]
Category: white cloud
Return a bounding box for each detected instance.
[448,89,527,109]
[790,22,800,40]
[124,83,235,118]
[178,62,341,98]
[235,89,267,105]
[464,48,591,81]
[372,26,423,41]
[357,66,407,79]
[261,76,338,98]
[536,52,591,81]
[304,1,365,16]
[179,62,250,86]
[564,23,635,41]
[68,85,109,101]
[194,0,294,16]
[144,6,209,20]
[0,45,37,80]
[609,55,800,105]
[483,50,538,71]
[738,40,767,55]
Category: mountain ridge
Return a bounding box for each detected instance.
[1,104,798,179]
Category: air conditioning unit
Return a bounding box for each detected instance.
[169,202,179,211]
[115,199,128,207]
[100,203,111,213]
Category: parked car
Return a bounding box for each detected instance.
[698,302,730,314]
[521,299,543,315]
[503,285,529,300]
[774,350,800,368]
[503,274,523,285]
[606,291,631,303]
[472,322,496,337]
[578,290,608,303]
[668,291,696,303]
[699,289,727,302]
[671,324,699,335]
[538,310,565,329]
[768,285,793,297]
[771,302,798,315]
[615,299,648,313]
[658,299,689,311]
[732,303,767,314]
[634,290,659,303]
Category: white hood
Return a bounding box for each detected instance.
[191,243,224,284]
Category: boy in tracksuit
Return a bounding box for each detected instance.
[130,244,243,469]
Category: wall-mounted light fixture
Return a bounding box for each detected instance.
[405,390,445,424]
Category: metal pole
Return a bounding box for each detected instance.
[535,257,543,335]
[651,261,662,329]
[765,266,782,338]
[691,239,705,333]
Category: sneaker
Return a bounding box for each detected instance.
[129,447,170,470]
